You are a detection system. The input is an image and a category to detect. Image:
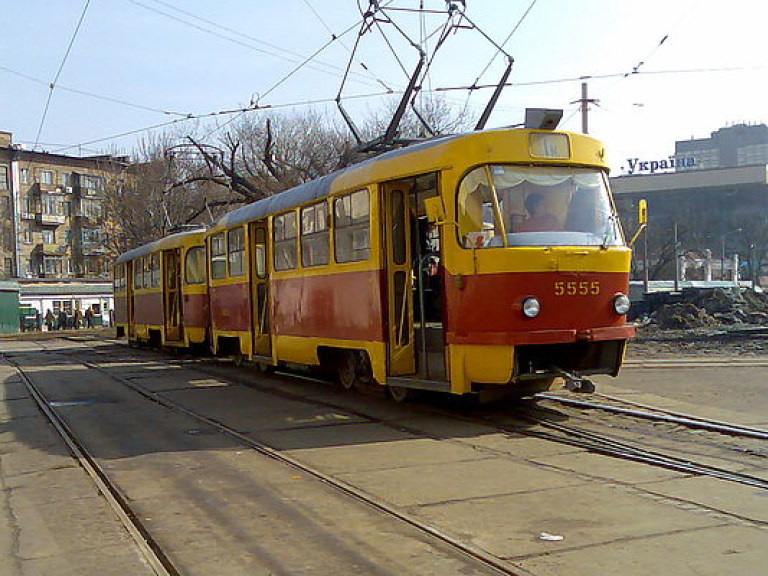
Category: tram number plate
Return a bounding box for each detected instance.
[554,281,600,296]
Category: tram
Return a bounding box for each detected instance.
[115,121,635,399]
[114,229,208,349]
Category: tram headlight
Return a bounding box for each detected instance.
[522,297,541,318]
[613,293,631,315]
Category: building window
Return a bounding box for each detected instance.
[81,175,105,195]
[59,172,72,187]
[3,258,13,277]
[228,227,245,277]
[43,256,62,276]
[273,211,297,271]
[20,168,29,184]
[39,170,54,185]
[0,166,8,190]
[81,228,102,244]
[1,196,10,218]
[41,194,64,215]
[80,198,102,219]
[301,202,329,267]
[334,189,370,263]
[23,229,33,244]
[210,233,227,280]
[42,229,55,244]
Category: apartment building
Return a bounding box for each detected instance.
[0,131,127,280]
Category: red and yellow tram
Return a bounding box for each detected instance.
[116,124,634,399]
[114,229,208,348]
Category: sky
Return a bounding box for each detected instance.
[1,0,766,174]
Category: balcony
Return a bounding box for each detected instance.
[34,243,68,255]
[36,212,67,226]
[82,244,107,256]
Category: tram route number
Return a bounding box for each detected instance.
[554,281,600,296]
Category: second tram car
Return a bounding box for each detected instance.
[114,229,209,348]
[116,124,635,399]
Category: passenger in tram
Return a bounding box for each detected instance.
[516,193,561,232]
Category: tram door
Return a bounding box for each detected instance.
[383,183,415,375]
[163,248,183,342]
[250,222,272,359]
[126,262,135,338]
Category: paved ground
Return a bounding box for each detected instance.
[0,343,155,576]
[0,333,767,575]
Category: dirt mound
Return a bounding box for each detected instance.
[651,302,718,329]
[647,288,768,329]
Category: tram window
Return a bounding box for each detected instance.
[210,233,227,279]
[150,252,160,288]
[184,246,206,285]
[254,227,267,279]
[457,167,498,248]
[228,227,245,277]
[334,190,369,263]
[458,164,622,248]
[144,256,153,288]
[133,259,142,289]
[274,211,298,271]
[301,202,329,267]
[114,264,123,291]
[391,190,406,265]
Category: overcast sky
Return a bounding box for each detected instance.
[1,0,765,173]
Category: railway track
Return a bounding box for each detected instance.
[56,338,768,497]
[9,341,529,576]
[5,355,178,576]
[534,391,768,440]
[498,411,768,492]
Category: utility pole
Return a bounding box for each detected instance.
[572,81,598,134]
[673,221,680,292]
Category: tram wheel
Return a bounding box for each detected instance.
[387,385,415,403]
[337,352,357,390]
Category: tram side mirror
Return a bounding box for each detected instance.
[629,198,648,247]
[424,196,446,224]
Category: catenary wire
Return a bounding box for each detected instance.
[127,0,380,89]
[300,0,394,92]
[0,64,192,118]
[32,0,92,151]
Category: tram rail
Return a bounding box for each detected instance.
[4,355,178,576]
[534,391,768,440]
[15,342,531,576]
[21,337,768,538]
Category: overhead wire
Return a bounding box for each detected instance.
[127,0,380,88]
[53,90,396,153]
[199,17,365,141]
[125,0,312,66]
[471,0,538,84]
[300,0,393,92]
[32,0,92,151]
[0,64,192,118]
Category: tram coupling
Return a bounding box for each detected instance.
[558,370,596,394]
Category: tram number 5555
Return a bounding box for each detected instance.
[554,281,600,296]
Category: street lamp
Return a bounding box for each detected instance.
[721,228,742,281]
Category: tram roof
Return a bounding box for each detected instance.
[211,133,460,231]
[115,228,206,263]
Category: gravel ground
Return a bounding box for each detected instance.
[628,324,768,358]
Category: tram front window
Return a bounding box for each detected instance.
[458,165,623,248]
